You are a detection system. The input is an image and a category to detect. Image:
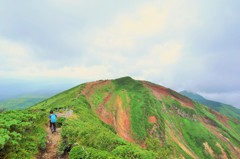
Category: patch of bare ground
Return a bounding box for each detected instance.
[81,80,110,101]
[142,81,194,109]
[203,142,214,157]
[209,109,230,128]
[38,127,63,159]
[96,92,115,126]
[114,96,132,142]
[216,142,228,159]
[148,116,157,123]
[97,95,133,142]
[199,117,240,158]
[81,80,134,142]
[38,110,74,159]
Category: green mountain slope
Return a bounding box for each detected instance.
[0,96,47,110]
[1,77,240,159]
[180,90,240,120]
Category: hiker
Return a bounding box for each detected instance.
[49,110,57,133]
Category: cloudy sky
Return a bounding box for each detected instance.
[0,0,240,108]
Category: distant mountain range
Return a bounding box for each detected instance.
[180,90,240,120]
[0,95,48,110]
[0,91,59,110]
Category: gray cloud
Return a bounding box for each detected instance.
[0,0,240,108]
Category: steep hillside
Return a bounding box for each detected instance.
[180,91,240,120]
[1,77,240,159]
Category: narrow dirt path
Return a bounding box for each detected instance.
[39,127,62,159]
[38,110,73,159]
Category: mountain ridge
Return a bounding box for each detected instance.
[180,90,240,120]
[1,77,240,159]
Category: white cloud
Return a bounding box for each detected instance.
[114,3,167,37]
[0,0,205,83]
[88,2,168,53]
[130,41,183,75]
[0,64,112,81]
[0,38,31,66]
[85,0,202,67]
[199,91,240,108]
[0,37,112,80]
[1,0,239,109]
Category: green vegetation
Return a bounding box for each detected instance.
[0,110,47,159]
[113,77,165,143]
[38,81,161,159]
[0,96,46,110]
[1,77,240,159]
[29,80,161,159]
[180,91,240,120]
[195,103,240,149]
[89,82,114,108]
[70,146,116,159]
[161,96,240,158]
[217,104,240,120]
[181,119,222,158]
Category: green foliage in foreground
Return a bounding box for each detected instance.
[70,146,116,159]
[0,110,47,159]
[69,144,157,159]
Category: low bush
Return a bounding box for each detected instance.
[112,144,157,159]
[70,146,116,159]
[0,110,47,158]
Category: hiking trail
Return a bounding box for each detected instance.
[38,110,73,159]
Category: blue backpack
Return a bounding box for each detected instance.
[50,114,57,123]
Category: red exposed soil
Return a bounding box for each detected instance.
[103,93,112,104]
[148,116,157,123]
[82,81,133,142]
[209,109,230,128]
[81,80,110,99]
[96,95,133,142]
[97,103,114,125]
[114,96,132,142]
[143,81,169,100]
[95,92,115,125]
[142,81,194,108]
[199,117,240,157]
[82,80,115,125]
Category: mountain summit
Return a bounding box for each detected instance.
[1,77,240,159]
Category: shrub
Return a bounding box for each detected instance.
[0,110,47,158]
[57,116,66,128]
[112,144,157,159]
[70,146,116,159]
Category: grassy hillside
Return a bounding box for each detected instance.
[0,96,47,110]
[0,77,240,159]
[180,90,240,120]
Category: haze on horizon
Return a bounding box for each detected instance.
[0,0,240,108]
